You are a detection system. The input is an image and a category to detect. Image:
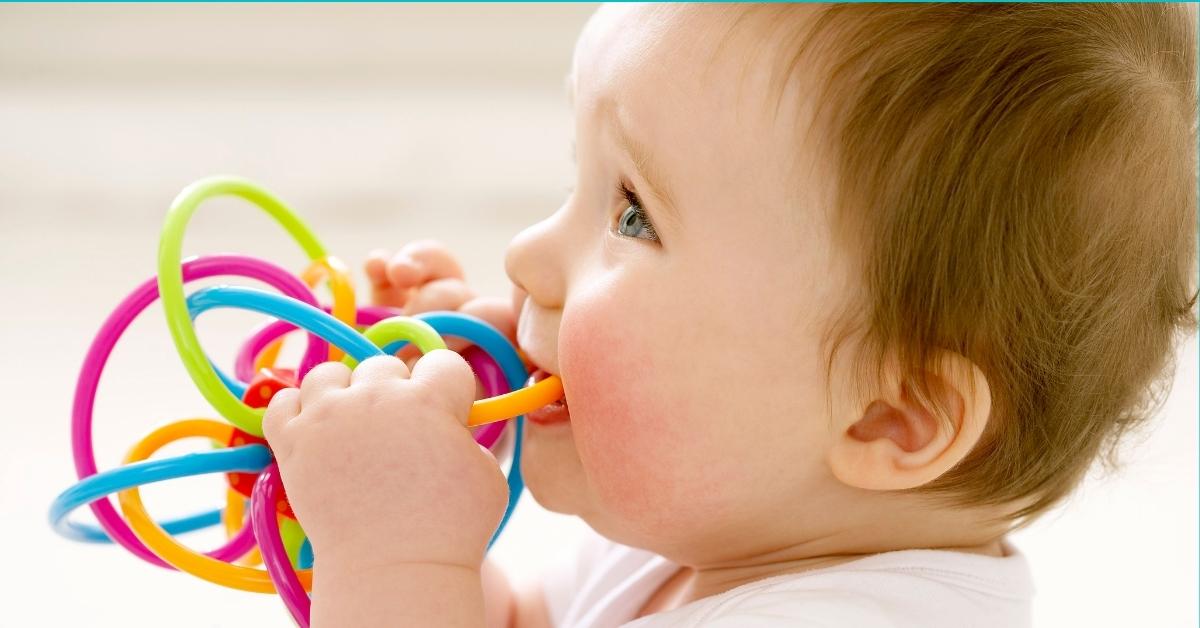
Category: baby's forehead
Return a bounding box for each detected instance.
[573,5,819,130]
[574,5,743,88]
[572,5,823,191]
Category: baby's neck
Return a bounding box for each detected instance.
[643,497,1015,615]
[642,536,1006,618]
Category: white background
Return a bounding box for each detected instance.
[0,5,1195,627]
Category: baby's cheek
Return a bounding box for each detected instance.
[560,294,716,532]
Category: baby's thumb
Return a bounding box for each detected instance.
[409,349,477,423]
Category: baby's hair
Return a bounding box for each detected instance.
[753,3,1197,522]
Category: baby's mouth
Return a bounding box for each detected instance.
[526,368,570,426]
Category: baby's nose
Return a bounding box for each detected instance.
[503,214,568,310]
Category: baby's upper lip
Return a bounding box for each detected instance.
[516,334,559,378]
[524,353,559,379]
[514,296,561,376]
[519,344,563,391]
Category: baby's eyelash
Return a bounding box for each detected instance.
[616,181,659,241]
[617,181,637,206]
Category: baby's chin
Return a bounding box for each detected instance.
[519,420,687,546]
[519,419,590,516]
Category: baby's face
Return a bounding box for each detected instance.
[505,4,855,562]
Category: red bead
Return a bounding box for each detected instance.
[244,368,297,410]
[225,368,297,520]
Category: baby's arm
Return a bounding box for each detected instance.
[301,556,548,627]
[483,560,554,628]
[311,556,488,626]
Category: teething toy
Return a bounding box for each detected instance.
[48,176,564,627]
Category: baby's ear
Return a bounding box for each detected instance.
[827,350,991,491]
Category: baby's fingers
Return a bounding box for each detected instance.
[366,249,412,308]
[350,354,411,387]
[365,249,392,288]
[403,277,476,315]
[410,349,477,423]
[262,387,300,459]
[386,240,465,291]
[299,361,352,407]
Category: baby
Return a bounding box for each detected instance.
[261,4,1198,627]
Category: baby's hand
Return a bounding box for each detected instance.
[365,240,474,314]
[364,241,517,360]
[262,352,510,570]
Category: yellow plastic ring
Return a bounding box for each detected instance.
[223,489,263,567]
[256,256,356,371]
[303,256,356,361]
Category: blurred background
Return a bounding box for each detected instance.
[0,4,1194,627]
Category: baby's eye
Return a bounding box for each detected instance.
[616,203,658,241]
[615,184,659,242]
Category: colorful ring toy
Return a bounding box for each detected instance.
[51,176,563,626]
[68,254,327,567]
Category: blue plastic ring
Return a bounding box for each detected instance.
[49,445,271,543]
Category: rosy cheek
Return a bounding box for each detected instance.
[559,288,705,530]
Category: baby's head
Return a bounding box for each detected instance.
[504,3,1197,564]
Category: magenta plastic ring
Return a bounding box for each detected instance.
[71,254,325,568]
[252,464,310,627]
[461,345,508,449]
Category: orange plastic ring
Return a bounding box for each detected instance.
[118,419,312,593]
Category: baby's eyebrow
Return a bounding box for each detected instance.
[605,102,682,231]
[563,71,682,231]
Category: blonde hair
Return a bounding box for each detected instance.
[761,3,1197,520]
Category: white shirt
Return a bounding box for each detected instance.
[541,531,1034,627]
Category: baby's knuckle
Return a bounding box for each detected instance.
[303,389,346,416]
[303,362,346,386]
[408,380,442,407]
[261,411,281,440]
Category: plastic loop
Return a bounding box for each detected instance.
[118,419,313,593]
[158,177,332,436]
[50,426,265,565]
[253,465,311,626]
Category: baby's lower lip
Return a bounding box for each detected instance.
[526,369,570,426]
